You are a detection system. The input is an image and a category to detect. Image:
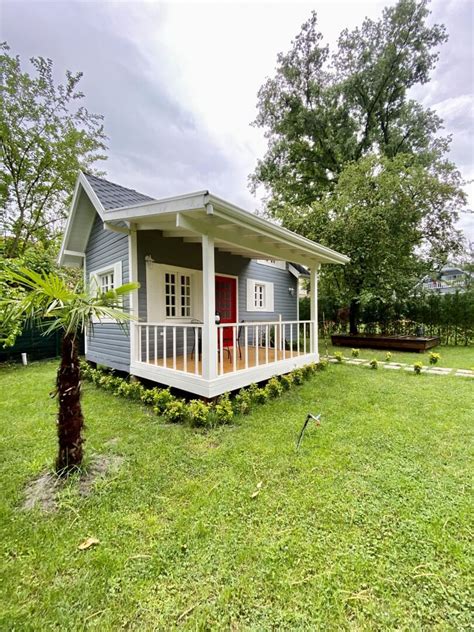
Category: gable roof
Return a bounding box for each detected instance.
[83,173,155,210]
[59,171,350,268]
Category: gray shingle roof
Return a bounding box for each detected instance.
[290,262,310,276]
[84,173,155,210]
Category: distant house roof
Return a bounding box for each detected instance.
[83,173,155,210]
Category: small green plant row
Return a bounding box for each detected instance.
[335,349,441,373]
[79,359,329,428]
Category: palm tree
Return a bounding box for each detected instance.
[2,267,138,475]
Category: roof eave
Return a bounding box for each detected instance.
[58,171,105,267]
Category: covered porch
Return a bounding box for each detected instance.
[106,190,348,397]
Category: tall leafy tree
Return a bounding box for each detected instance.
[251,0,448,212]
[0,42,107,258]
[1,268,137,474]
[289,155,465,333]
[251,0,467,331]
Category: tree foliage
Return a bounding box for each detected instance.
[251,0,448,211]
[0,42,107,258]
[293,154,465,332]
[251,0,467,332]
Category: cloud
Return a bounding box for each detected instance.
[1,0,472,241]
[1,0,234,201]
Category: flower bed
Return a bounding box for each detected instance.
[80,359,328,428]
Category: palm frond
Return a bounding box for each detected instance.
[2,266,140,345]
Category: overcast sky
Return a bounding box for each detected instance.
[2,0,473,241]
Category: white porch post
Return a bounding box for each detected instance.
[129,223,139,363]
[310,264,320,358]
[202,234,218,380]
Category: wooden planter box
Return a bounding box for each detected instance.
[331,333,440,353]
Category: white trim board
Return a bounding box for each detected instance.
[130,352,319,398]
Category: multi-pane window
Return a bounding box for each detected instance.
[165,271,192,318]
[247,279,274,312]
[99,271,114,293]
[180,275,191,317]
[165,272,177,317]
[254,283,265,309]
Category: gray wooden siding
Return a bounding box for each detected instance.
[85,213,131,372]
[137,231,297,323]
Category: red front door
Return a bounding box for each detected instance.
[215,275,237,347]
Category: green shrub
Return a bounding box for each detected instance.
[414,361,423,375]
[214,393,234,424]
[280,373,293,390]
[316,359,328,371]
[266,376,283,398]
[163,399,188,423]
[302,363,315,379]
[369,358,378,370]
[351,348,360,358]
[187,399,212,427]
[152,388,175,413]
[334,351,344,363]
[247,383,268,404]
[232,389,252,415]
[429,352,441,365]
[292,368,304,385]
[140,387,157,405]
[385,352,392,362]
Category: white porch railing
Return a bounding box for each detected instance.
[136,322,203,376]
[216,320,314,375]
[135,319,316,378]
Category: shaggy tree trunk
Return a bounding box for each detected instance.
[349,298,360,335]
[56,333,84,475]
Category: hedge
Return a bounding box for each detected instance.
[301,288,474,346]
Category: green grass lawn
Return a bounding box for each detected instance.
[0,360,473,630]
[319,341,474,369]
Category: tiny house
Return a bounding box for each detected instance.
[59,172,349,397]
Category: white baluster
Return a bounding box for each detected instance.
[183,328,188,373]
[219,326,224,375]
[265,324,269,364]
[194,328,199,375]
[163,326,167,368]
[244,327,249,369]
[172,327,177,370]
[232,325,237,372]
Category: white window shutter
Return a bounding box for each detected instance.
[266,282,274,312]
[247,279,256,311]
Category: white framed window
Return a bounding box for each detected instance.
[99,271,115,293]
[247,279,274,312]
[180,274,191,317]
[89,261,122,295]
[89,261,123,322]
[254,283,265,309]
[165,272,177,317]
[163,272,192,318]
[147,263,201,322]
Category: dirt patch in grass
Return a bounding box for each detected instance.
[22,453,124,512]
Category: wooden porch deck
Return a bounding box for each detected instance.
[145,346,308,375]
